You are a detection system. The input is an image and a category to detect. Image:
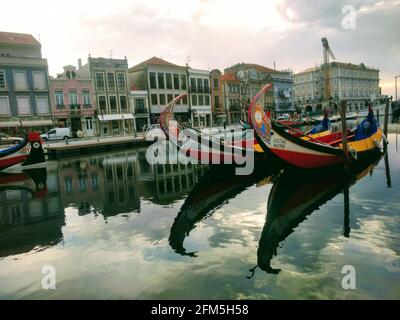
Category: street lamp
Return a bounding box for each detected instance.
[395,75,400,101]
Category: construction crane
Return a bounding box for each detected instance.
[321,37,336,103]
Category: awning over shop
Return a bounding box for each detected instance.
[0,120,54,127]
[97,114,135,121]
[21,120,54,127]
[0,121,21,128]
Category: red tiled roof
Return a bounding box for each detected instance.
[226,63,281,74]
[220,73,239,82]
[0,31,40,46]
[129,56,184,71]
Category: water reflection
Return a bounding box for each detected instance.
[255,154,383,275]
[0,166,64,258]
[169,160,283,257]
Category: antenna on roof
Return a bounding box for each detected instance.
[274,61,276,70]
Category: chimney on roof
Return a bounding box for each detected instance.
[78,58,82,69]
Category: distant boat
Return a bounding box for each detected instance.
[0,132,45,171]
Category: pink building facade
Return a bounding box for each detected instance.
[50,65,97,137]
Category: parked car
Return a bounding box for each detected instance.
[0,133,24,145]
[40,127,71,142]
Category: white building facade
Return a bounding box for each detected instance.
[294,62,380,113]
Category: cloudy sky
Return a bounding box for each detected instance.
[2,0,399,96]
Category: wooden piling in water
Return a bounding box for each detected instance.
[340,100,349,162]
[384,98,390,137]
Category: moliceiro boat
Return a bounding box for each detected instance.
[248,84,384,169]
[159,94,266,169]
[0,132,46,171]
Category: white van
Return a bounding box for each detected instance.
[41,127,71,142]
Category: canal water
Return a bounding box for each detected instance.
[0,134,399,299]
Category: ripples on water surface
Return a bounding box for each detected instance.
[0,134,399,299]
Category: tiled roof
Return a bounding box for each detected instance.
[226,63,281,74]
[220,73,239,82]
[129,56,184,71]
[0,31,40,46]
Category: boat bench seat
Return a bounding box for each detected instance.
[328,134,355,146]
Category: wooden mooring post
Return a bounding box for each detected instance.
[340,100,349,162]
[384,98,390,137]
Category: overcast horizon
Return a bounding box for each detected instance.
[2,0,399,97]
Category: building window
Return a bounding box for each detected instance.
[190,78,196,91]
[192,95,198,106]
[159,94,166,105]
[180,75,187,90]
[166,73,172,89]
[36,96,50,114]
[64,176,73,193]
[117,73,126,90]
[199,95,204,106]
[203,79,209,92]
[213,78,218,89]
[173,74,180,89]
[197,79,203,91]
[214,95,219,107]
[107,73,116,90]
[85,117,93,130]
[82,90,91,106]
[0,70,7,89]
[98,96,107,111]
[14,71,27,90]
[0,96,10,115]
[16,96,31,115]
[149,72,157,89]
[135,98,145,113]
[55,91,64,106]
[182,96,188,105]
[96,73,105,91]
[69,90,78,106]
[120,95,127,111]
[205,95,210,106]
[167,94,173,103]
[157,73,165,89]
[33,71,46,90]
[109,96,117,112]
[151,94,158,105]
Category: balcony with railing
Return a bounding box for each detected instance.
[69,104,81,116]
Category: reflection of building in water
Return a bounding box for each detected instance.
[58,156,105,215]
[0,164,64,258]
[58,151,140,216]
[135,148,208,204]
[57,148,208,214]
[102,152,140,215]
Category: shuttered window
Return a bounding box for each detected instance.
[14,71,27,90]
[16,96,31,115]
[36,96,50,114]
[33,71,46,89]
[0,96,10,115]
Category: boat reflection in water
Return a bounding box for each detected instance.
[254,154,383,276]
[0,166,64,258]
[169,159,283,257]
